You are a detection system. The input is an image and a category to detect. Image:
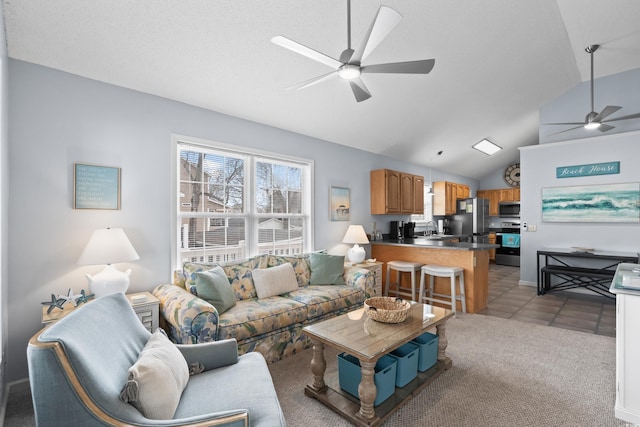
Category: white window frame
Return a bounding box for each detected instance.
[171,134,314,268]
[411,184,434,223]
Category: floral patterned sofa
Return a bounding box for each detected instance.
[153,253,376,363]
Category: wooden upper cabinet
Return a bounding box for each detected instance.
[433,181,458,216]
[477,187,520,216]
[413,175,424,215]
[370,169,424,214]
[499,188,515,202]
[457,183,470,199]
[400,173,414,213]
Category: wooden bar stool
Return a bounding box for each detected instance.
[385,260,423,301]
[419,265,466,314]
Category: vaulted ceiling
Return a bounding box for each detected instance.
[4,0,640,179]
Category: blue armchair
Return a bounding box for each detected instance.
[27,292,286,426]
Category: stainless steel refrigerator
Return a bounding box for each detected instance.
[451,198,489,243]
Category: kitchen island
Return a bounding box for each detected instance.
[372,239,499,313]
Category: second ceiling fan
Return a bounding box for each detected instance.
[545,44,640,135]
[271,1,435,102]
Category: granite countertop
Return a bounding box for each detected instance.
[372,238,499,251]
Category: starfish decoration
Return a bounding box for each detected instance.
[41,294,66,314]
[76,289,95,305]
[57,289,82,307]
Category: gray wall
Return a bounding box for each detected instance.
[520,130,640,284]
[539,68,640,144]
[6,59,477,382]
[518,67,640,286]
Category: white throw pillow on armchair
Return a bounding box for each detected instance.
[120,329,189,419]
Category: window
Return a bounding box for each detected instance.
[173,136,313,266]
[411,184,434,223]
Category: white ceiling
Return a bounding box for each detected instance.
[4,0,640,179]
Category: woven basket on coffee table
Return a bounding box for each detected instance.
[364,297,411,323]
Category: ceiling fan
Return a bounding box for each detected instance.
[271,0,435,102]
[545,44,640,135]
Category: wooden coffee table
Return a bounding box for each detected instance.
[303,302,454,426]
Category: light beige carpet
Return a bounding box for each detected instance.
[268,313,627,427]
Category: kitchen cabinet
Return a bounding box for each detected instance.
[370,169,424,214]
[413,175,424,214]
[433,181,454,216]
[477,187,520,216]
[499,188,515,202]
[477,190,500,216]
[457,183,470,199]
[400,173,414,213]
[488,233,496,261]
[434,181,470,216]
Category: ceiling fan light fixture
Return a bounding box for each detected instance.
[337,64,361,80]
[472,138,502,156]
[584,121,601,130]
[584,111,601,130]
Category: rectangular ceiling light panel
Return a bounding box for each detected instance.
[472,138,502,156]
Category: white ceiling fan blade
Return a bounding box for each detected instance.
[603,112,640,123]
[350,6,402,64]
[271,36,342,69]
[550,125,583,135]
[349,78,372,102]
[362,59,435,74]
[544,121,584,126]
[285,71,337,91]
[594,105,622,122]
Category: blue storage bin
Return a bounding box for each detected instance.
[412,332,439,372]
[389,342,419,387]
[337,353,397,406]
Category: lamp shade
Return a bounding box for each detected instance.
[342,225,369,264]
[78,228,140,266]
[78,228,140,298]
[342,225,370,245]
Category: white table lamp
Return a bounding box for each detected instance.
[78,227,140,298]
[342,225,369,264]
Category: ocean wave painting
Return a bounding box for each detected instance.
[542,183,640,223]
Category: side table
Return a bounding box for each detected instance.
[346,261,383,296]
[125,292,160,332]
[42,291,160,333]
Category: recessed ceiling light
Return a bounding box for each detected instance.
[472,138,502,156]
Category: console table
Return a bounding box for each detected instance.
[537,248,639,298]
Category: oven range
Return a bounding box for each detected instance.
[494,221,521,267]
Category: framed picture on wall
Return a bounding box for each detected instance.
[74,163,121,210]
[330,186,350,221]
[541,182,640,222]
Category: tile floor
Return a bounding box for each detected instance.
[479,264,616,337]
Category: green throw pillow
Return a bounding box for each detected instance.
[309,253,345,285]
[194,267,236,314]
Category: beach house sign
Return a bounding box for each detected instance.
[556,161,620,179]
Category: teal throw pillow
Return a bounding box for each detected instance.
[309,253,345,285]
[194,266,236,314]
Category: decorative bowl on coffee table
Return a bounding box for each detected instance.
[364,297,411,323]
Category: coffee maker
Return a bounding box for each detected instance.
[389,221,404,240]
[403,222,416,239]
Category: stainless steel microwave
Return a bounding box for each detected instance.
[498,202,520,217]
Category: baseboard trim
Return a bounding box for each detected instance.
[518,280,536,287]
